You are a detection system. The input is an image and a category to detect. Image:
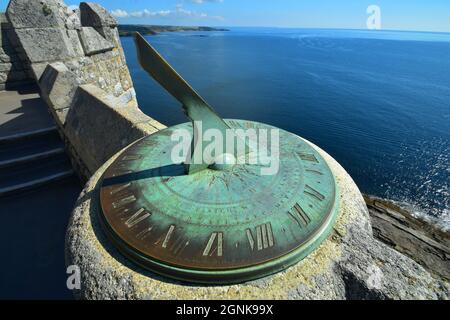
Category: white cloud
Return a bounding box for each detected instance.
[111,9,129,18]
[111,5,224,20]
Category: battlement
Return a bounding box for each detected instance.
[2,0,164,179]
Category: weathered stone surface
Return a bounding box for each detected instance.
[0,13,8,24]
[66,7,81,30]
[64,84,164,173]
[55,107,70,126]
[0,55,9,63]
[99,26,120,45]
[0,62,12,72]
[0,72,7,83]
[78,27,114,55]
[66,136,447,300]
[67,29,85,57]
[39,62,80,113]
[79,2,117,27]
[31,62,50,81]
[15,28,80,63]
[118,65,132,91]
[0,13,12,29]
[6,0,67,29]
[366,195,450,281]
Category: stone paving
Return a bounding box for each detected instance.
[0,85,54,138]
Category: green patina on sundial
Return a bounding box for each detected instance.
[98,33,340,284]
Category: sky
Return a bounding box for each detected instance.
[2,0,450,32]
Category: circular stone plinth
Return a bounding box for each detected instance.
[65,137,444,300]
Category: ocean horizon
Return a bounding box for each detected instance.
[121,27,449,228]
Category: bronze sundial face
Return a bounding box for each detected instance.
[98,34,340,284]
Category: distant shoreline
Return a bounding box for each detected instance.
[118,24,229,37]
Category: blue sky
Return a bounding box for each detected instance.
[2,0,450,32]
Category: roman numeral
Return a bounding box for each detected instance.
[203,232,223,257]
[228,120,240,128]
[305,169,323,175]
[162,225,175,248]
[122,155,142,161]
[169,236,190,256]
[110,182,131,195]
[288,203,311,227]
[136,226,153,240]
[304,184,325,201]
[297,152,319,163]
[246,223,274,251]
[125,208,151,228]
[112,195,136,209]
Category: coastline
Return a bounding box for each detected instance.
[118,24,229,37]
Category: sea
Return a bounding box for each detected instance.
[120,28,450,228]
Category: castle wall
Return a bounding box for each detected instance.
[0,13,34,90]
[5,0,165,179]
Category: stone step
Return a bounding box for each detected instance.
[0,128,63,163]
[0,126,57,143]
[0,147,65,168]
[0,153,74,197]
[0,169,74,197]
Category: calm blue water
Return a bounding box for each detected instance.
[121,28,450,222]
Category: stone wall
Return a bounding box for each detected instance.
[63,84,165,177]
[0,13,34,90]
[6,0,137,106]
[5,0,164,179]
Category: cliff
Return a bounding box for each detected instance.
[366,195,449,281]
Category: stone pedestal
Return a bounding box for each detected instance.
[65,139,445,300]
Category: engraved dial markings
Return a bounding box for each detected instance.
[125,208,151,228]
[203,232,223,257]
[122,155,142,161]
[304,184,325,201]
[162,225,176,248]
[288,203,311,227]
[305,169,323,175]
[110,183,131,195]
[136,227,153,240]
[112,195,136,209]
[246,223,274,251]
[297,152,319,163]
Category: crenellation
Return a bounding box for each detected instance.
[79,2,117,28]
[2,0,158,174]
[1,0,163,278]
[78,26,114,55]
[6,0,67,29]
[65,7,82,30]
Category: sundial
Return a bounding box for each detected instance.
[98,33,339,284]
